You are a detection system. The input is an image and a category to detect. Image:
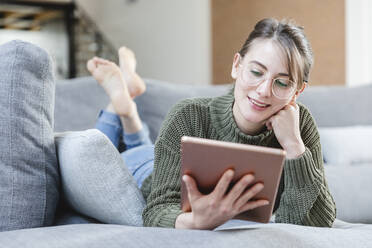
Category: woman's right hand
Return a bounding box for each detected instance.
[175,169,269,230]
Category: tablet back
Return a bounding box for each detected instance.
[180,136,286,223]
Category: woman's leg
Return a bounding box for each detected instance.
[88,48,154,189]
[89,47,150,150]
[95,107,154,188]
[94,107,152,150]
[118,46,146,99]
[121,144,154,188]
[94,107,123,148]
[0,40,59,231]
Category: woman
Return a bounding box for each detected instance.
[88,18,336,230]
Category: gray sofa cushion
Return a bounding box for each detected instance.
[319,126,372,165]
[298,84,372,127]
[0,40,59,231]
[54,77,230,142]
[55,77,372,138]
[324,165,372,224]
[55,129,145,226]
[0,220,371,248]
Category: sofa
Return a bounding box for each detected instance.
[0,41,372,247]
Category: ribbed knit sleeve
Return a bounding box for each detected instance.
[274,103,337,227]
[142,98,210,227]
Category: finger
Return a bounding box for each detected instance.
[265,117,273,130]
[183,175,202,203]
[292,101,299,109]
[234,182,265,209]
[212,169,234,199]
[225,174,255,203]
[265,120,272,130]
[238,199,270,213]
[284,103,297,112]
[267,115,277,130]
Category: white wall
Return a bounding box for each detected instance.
[0,21,69,80]
[345,0,372,86]
[76,0,211,85]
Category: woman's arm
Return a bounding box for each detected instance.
[142,98,269,229]
[274,104,336,227]
[142,99,199,227]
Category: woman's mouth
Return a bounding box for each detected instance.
[248,97,271,110]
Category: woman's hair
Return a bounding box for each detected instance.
[239,18,313,89]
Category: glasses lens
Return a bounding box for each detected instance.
[272,78,296,99]
[241,63,264,85]
[240,62,297,99]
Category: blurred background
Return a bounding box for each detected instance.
[0,0,371,87]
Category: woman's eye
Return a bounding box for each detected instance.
[274,79,289,88]
[250,70,263,77]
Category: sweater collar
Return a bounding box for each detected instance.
[209,90,274,146]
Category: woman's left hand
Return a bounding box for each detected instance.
[265,100,305,159]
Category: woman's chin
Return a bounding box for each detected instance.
[242,110,269,122]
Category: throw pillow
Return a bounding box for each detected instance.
[0,40,59,231]
[318,126,372,165]
[325,165,372,223]
[55,129,145,226]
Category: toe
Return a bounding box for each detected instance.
[93,57,108,64]
[86,59,96,72]
[118,46,128,54]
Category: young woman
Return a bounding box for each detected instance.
[87,18,336,230]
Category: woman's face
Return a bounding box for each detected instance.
[231,39,299,133]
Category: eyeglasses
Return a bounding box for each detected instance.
[238,62,297,99]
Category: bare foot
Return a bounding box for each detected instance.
[118,47,146,98]
[87,57,136,117]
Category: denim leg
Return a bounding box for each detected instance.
[121,144,154,188]
[95,110,122,148]
[0,41,59,231]
[95,110,154,188]
[123,123,153,150]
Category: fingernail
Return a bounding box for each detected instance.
[264,201,269,205]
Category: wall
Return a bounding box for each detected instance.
[76,0,211,85]
[212,0,345,86]
[0,20,69,80]
[346,0,372,87]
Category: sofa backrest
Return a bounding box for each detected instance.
[55,77,229,142]
[55,77,372,142]
[298,84,372,127]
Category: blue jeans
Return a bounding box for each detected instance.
[95,110,154,188]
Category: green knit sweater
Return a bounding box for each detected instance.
[141,91,336,228]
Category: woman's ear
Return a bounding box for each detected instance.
[231,53,241,79]
[291,83,307,103]
[297,82,307,95]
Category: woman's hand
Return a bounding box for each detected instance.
[265,100,305,159]
[175,169,269,230]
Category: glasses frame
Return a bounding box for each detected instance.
[237,62,298,100]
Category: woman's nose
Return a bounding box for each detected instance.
[256,78,272,97]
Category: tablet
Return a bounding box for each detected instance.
[180,136,286,223]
